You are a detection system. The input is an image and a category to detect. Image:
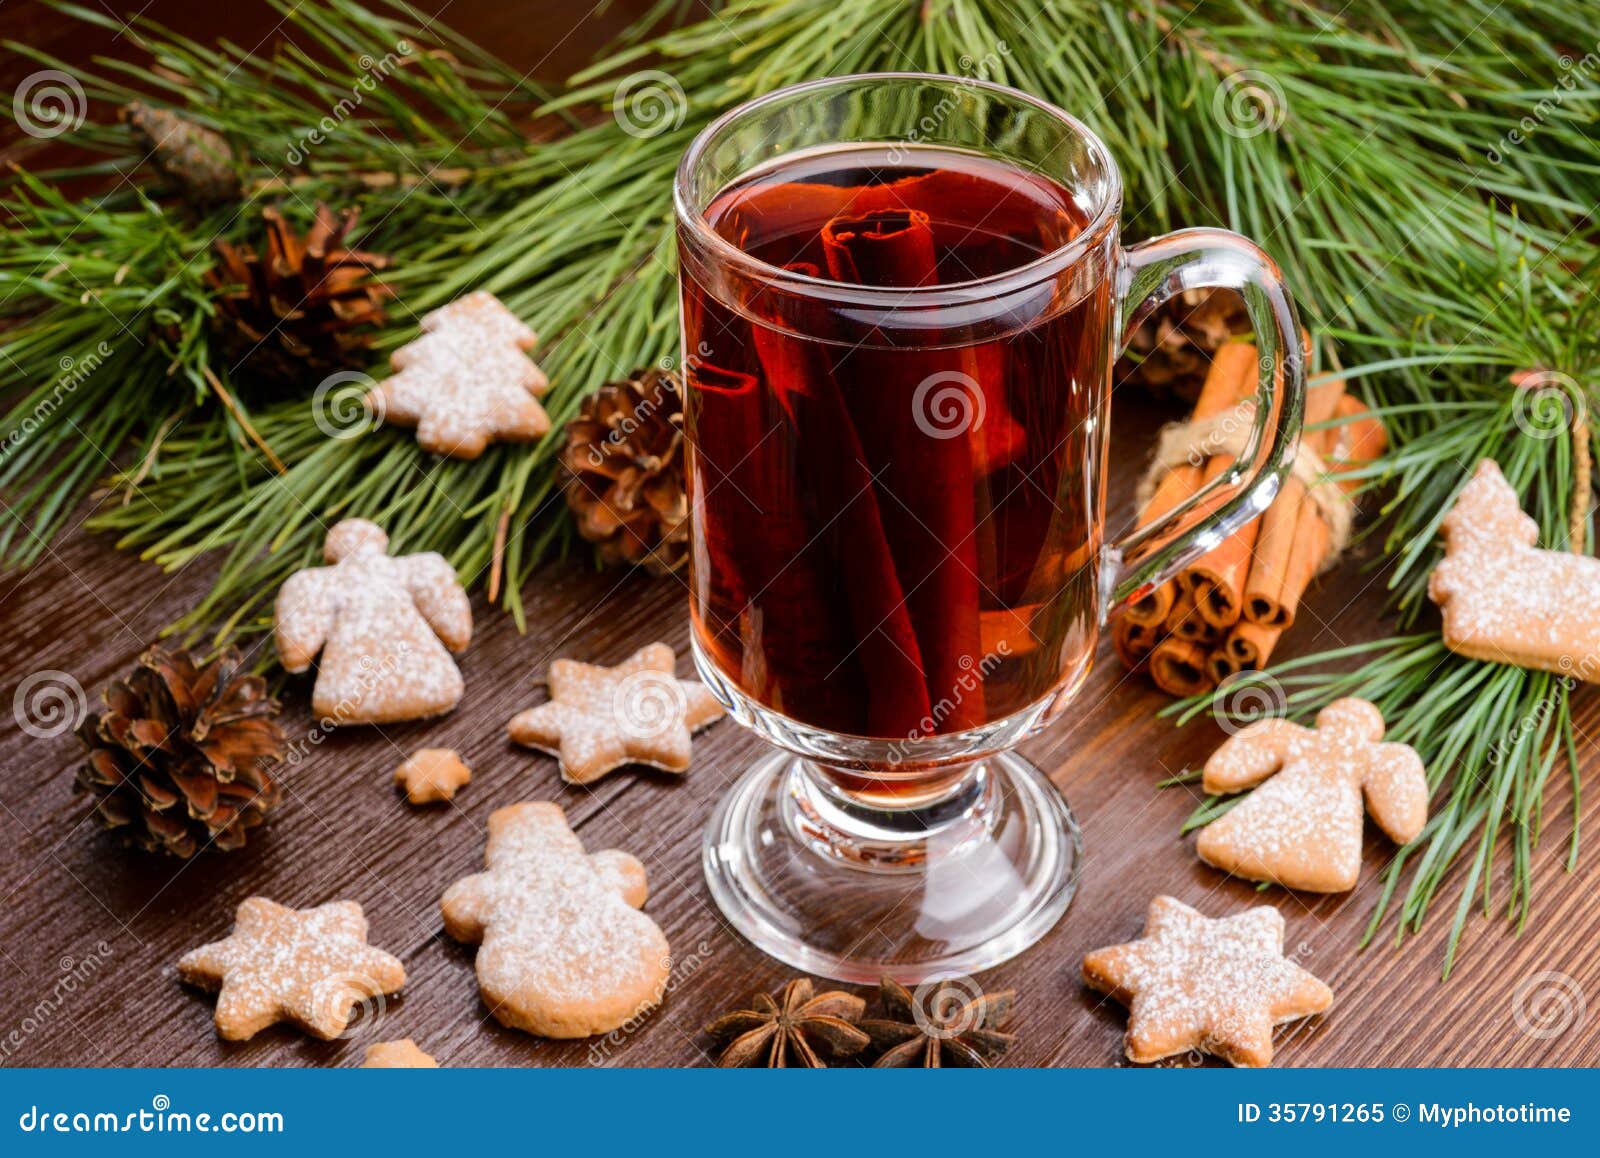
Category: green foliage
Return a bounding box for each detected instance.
[2,0,1598,965]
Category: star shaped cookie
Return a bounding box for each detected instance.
[394,748,472,805]
[362,1039,438,1068]
[1082,896,1332,1067]
[507,642,723,784]
[178,898,407,1041]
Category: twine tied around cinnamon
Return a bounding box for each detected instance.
[1137,400,1355,567]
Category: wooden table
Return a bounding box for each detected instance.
[2,0,1597,1069]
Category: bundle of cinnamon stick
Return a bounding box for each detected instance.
[1113,340,1387,696]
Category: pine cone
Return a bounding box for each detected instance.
[76,647,286,857]
[121,101,242,207]
[206,203,391,388]
[1116,288,1250,403]
[562,367,688,575]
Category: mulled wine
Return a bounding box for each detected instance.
[681,145,1113,743]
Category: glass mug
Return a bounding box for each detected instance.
[674,74,1304,981]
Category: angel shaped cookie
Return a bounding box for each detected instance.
[1429,458,1600,678]
[441,802,670,1038]
[1195,698,1428,892]
[275,518,472,724]
[370,290,550,459]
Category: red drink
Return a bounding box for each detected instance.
[681,145,1113,742]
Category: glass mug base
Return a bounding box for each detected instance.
[702,747,1081,984]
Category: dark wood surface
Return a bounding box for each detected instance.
[2,0,1598,1069]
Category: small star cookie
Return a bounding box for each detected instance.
[362,1039,438,1068]
[394,748,471,805]
[370,290,550,459]
[1082,896,1332,1067]
[441,801,671,1038]
[178,898,406,1041]
[275,518,472,725]
[507,642,723,784]
[1196,698,1428,892]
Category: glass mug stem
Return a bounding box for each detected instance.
[678,74,1305,981]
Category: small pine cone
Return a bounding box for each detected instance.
[76,647,286,857]
[1115,287,1250,403]
[562,367,688,576]
[120,101,242,207]
[205,203,391,389]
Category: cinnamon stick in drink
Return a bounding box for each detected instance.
[745,261,933,736]
[821,208,986,732]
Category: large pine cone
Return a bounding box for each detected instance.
[205,203,391,389]
[76,647,286,857]
[1116,288,1249,403]
[562,366,688,575]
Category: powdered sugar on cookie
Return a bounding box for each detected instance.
[1430,458,1600,678]
[508,642,723,784]
[1082,896,1332,1067]
[371,290,550,459]
[1196,698,1427,892]
[178,897,406,1041]
[440,802,670,1039]
[275,518,471,724]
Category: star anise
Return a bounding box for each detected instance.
[704,978,870,1067]
[861,977,1018,1067]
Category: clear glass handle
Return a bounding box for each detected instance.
[1101,227,1306,615]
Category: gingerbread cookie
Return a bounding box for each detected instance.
[441,802,670,1038]
[394,748,471,805]
[507,642,723,784]
[1430,458,1600,679]
[178,898,406,1041]
[370,290,550,459]
[362,1038,437,1068]
[275,518,471,724]
[1082,896,1332,1067]
[1196,698,1428,892]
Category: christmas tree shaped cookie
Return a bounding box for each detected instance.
[372,290,551,459]
[1195,698,1427,892]
[1429,458,1600,679]
[275,518,472,724]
